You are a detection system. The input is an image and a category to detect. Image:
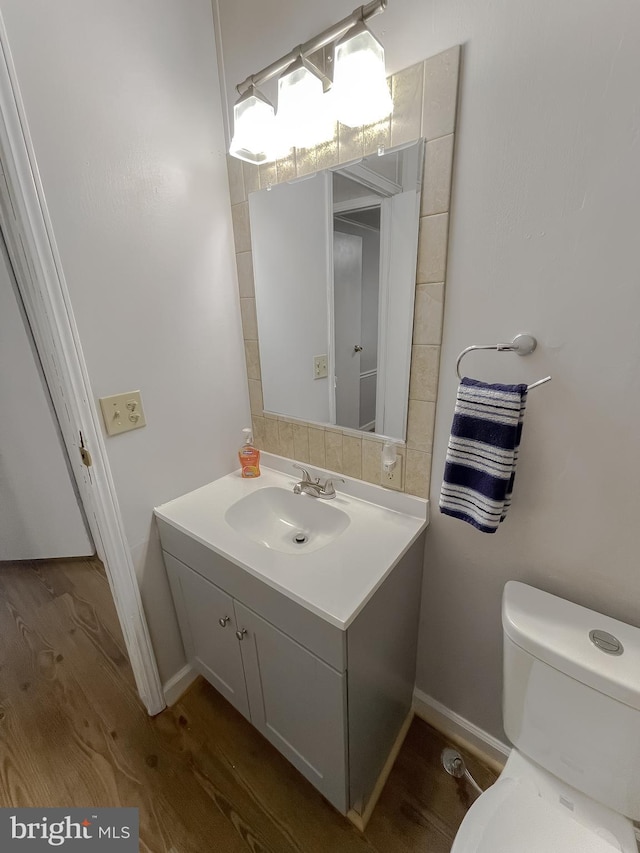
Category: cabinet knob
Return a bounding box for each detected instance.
[236,628,247,641]
[218,615,230,627]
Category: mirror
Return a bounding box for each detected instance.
[248,139,424,441]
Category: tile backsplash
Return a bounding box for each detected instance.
[227,46,461,498]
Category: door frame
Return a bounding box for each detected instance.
[331,195,386,433]
[375,197,391,435]
[0,16,165,715]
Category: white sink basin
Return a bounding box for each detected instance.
[224,486,350,554]
[155,462,428,628]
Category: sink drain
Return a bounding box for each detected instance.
[292,532,309,545]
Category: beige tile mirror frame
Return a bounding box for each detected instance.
[227,46,461,498]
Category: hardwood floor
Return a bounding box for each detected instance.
[0,557,498,852]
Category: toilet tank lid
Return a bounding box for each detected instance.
[502,582,640,712]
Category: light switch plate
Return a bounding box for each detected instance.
[313,354,328,379]
[381,454,404,491]
[99,390,146,436]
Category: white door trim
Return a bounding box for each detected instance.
[0,14,165,715]
[374,197,391,434]
[332,195,381,215]
[326,174,337,425]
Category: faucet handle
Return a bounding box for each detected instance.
[292,463,313,483]
[321,476,345,497]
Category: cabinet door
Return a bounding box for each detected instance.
[163,553,249,719]
[235,601,348,813]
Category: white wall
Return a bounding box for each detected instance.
[249,173,332,423]
[0,0,249,682]
[215,0,640,738]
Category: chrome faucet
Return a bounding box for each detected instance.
[292,464,344,500]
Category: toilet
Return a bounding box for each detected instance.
[451,581,640,853]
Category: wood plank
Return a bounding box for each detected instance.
[0,557,498,852]
[365,717,498,852]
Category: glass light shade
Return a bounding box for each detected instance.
[276,58,335,150]
[229,86,281,164]
[332,23,393,128]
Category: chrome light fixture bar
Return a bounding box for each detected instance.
[235,0,387,98]
[230,0,390,163]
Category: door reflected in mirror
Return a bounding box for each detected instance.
[249,139,424,441]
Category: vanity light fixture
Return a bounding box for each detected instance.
[229,0,391,163]
[276,55,335,150]
[229,84,281,165]
[332,21,393,127]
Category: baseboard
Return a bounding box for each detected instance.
[163,664,198,707]
[413,688,510,773]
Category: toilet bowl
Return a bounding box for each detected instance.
[452,750,638,852]
[450,582,640,853]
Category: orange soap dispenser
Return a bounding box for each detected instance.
[238,427,260,478]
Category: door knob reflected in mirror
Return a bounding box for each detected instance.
[219,615,230,627]
[236,628,247,641]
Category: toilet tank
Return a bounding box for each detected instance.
[502,581,640,820]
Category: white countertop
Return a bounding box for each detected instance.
[154,458,429,630]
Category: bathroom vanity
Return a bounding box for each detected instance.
[155,458,428,821]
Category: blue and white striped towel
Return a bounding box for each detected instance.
[439,377,528,533]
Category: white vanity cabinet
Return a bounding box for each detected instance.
[164,550,348,810]
[164,553,250,718]
[235,601,348,807]
[155,482,426,820]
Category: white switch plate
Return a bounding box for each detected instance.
[382,454,404,491]
[313,354,328,379]
[99,390,146,436]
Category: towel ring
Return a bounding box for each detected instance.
[456,334,552,391]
